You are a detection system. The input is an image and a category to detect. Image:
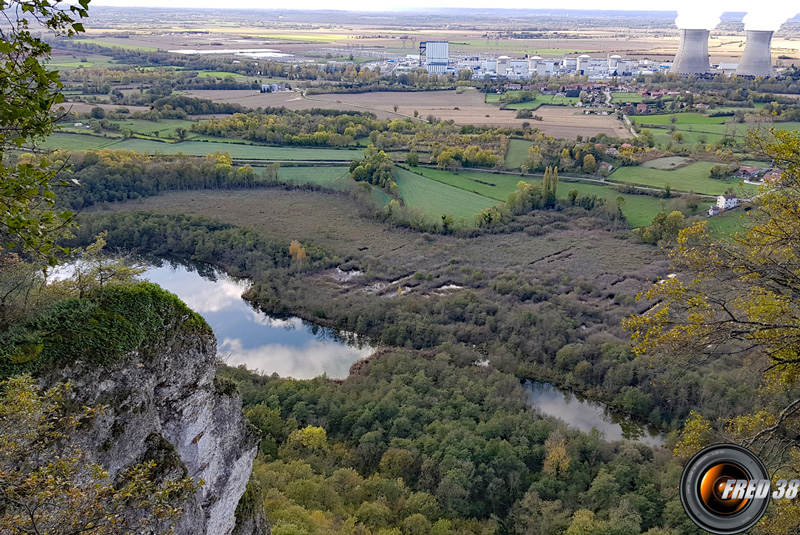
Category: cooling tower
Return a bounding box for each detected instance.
[671,29,711,74]
[735,30,774,77]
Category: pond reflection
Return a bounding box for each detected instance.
[523,381,666,447]
[142,259,374,379]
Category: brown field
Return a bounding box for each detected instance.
[181,88,630,137]
[531,106,631,139]
[75,22,800,65]
[97,188,664,296]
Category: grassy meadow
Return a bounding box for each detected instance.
[41,133,365,160]
[611,92,643,103]
[406,167,672,227]
[277,166,350,185]
[504,139,532,169]
[610,161,758,196]
[393,167,498,221]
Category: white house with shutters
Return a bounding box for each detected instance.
[717,194,739,210]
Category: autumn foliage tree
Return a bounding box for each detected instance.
[289,240,307,261]
[0,375,196,535]
[542,166,559,207]
[0,0,93,263]
[624,129,800,533]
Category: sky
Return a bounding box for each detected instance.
[86,0,780,14]
[86,0,797,31]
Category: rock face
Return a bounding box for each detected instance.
[41,315,259,535]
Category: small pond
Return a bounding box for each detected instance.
[524,381,667,447]
[140,259,374,379]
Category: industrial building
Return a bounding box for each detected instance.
[420,41,449,74]
[449,54,645,80]
[409,30,776,80]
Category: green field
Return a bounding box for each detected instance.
[40,133,120,151]
[411,167,524,200]
[705,208,752,237]
[47,54,115,69]
[409,167,672,227]
[40,134,365,160]
[453,42,596,56]
[552,180,668,228]
[640,157,692,170]
[610,161,758,196]
[72,38,159,51]
[635,112,800,147]
[370,187,393,208]
[636,113,728,126]
[277,166,350,185]
[113,118,197,138]
[505,95,579,110]
[394,167,497,221]
[194,71,247,78]
[611,92,643,103]
[704,104,766,114]
[505,139,532,169]
[486,92,578,109]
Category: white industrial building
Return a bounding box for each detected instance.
[411,46,674,80]
[410,33,774,80]
[421,41,449,74]
[457,53,646,80]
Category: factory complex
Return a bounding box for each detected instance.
[406,31,778,80]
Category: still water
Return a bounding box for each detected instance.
[86,258,666,444]
[141,259,373,379]
[523,381,667,447]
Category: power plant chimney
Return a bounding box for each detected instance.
[671,29,711,74]
[736,30,774,77]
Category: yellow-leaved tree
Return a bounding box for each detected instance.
[623,129,800,533]
[0,375,197,534]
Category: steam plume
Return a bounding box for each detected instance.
[742,9,798,31]
[674,5,723,30]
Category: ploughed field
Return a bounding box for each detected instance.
[181,88,631,136]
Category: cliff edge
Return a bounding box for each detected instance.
[1,282,259,535]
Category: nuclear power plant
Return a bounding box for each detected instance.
[671,29,711,75]
[736,31,775,77]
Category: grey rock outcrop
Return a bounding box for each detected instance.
[41,315,259,535]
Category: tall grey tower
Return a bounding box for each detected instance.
[735,30,774,76]
[671,29,711,74]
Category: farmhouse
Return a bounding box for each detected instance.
[717,194,739,210]
[763,170,783,183]
[737,166,763,178]
[708,205,721,217]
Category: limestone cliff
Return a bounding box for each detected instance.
[31,287,259,535]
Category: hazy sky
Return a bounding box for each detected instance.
[88,0,796,31]
[86,0,774,13]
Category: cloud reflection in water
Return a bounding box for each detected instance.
[142,262,373,379]
[524,381,665,447]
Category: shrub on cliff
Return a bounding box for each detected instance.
[0,282,209,379]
